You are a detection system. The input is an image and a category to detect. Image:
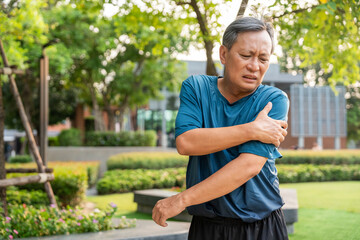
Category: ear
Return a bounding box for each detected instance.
[219,45,227,65]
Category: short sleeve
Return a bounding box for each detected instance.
[175,78,203,138]
[238,93,289,159]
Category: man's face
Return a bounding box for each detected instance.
[220,30,272,95]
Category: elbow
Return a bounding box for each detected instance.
[176,135,190,156]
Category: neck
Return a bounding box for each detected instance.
[217,77,257,104]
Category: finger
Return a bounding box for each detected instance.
[278,120,288,129]
[282,129,288,137]
[260,102,273,115]
[159,216,168,227]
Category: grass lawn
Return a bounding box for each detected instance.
[281,181,360,240]
[86,181,360,239]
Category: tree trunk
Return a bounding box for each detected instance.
[204,40,218,76]
[88,79,105,131]
[0,76,8,216]
[237,0,249,18]
[102,92,114,131]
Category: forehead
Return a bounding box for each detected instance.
[233,30,272,54]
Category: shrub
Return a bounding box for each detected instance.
[277,164,360,183]
[8,155,32,163]
[6,186,60,207]
[107,152,188,170]
[0,203,135,239]
[58,128,82,146]
[96,168,186,194]
[278,150,360,165]
[85,130,156,146]
[48,136,59,146]
[6,161,100,207]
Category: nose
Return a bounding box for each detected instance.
[246,58,260,72]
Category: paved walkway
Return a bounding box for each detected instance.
[20,219,190,240]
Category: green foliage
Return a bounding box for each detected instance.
[7,161,100,207]
[8,155,32,163]
[269,0,360,87]
[0,203,134,239]
[107,152,188,170]
[346,87,360,142]
[58,128,82,146]
[277,164,360,183]
[278,150,360,165]
[6,186,58,207]
[48,136,59,146]
[96,168,186,195]
[85,130,156,147]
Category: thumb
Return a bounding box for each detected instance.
[260,102,272,116]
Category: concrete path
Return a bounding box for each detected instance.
[19,219,190,240]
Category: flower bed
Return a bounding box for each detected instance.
[0,203,135,240]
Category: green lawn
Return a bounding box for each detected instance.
[86,181,360,240]
[281,181,360,240]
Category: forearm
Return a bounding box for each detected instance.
[178,153,266,207]
[176,123,254,156]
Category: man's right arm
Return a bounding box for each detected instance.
[176,102,287,156]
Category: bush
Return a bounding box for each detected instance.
[107,152,188,170]
[6,161,100,207]
[96,168,186,194]
[278,150,360,165]
[85,130,157,146]
[6,186,59,207]
[48,136,59,146]
[58,128,82,146]
[277,164,360,183]
[0,203,135,239]
[8,155,32,163]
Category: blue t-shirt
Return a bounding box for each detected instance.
[175,75,289,222]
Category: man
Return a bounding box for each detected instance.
[152,17,289,240]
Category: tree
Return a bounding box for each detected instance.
[346,86,360,142]
[109,2,189,129]
[2,1,80,135]
[0,0,49,215]
[170,0,232,76]
[268,0,360,87]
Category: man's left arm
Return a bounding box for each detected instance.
[152,153,267,227]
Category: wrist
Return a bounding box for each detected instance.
[243,122,257,141]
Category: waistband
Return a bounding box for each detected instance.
[192,208,283,225]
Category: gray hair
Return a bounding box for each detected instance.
[222,17,275,53]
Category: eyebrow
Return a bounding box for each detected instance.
[239,49,270,57]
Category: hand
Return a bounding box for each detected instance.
[251,102,288,147]
[152,194,186,227]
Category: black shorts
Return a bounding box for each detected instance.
[188,208,289,240]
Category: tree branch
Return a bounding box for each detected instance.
[273,4,321,19]
[175,0,191,6]
[237,0,249,18]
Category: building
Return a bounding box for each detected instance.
[146,61,347,149]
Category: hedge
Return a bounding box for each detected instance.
[278,150,360,165]
[6,186,59,207]
[8,155,32,163]
[58,128,82,146]
[96,168,186,194]
[6,161,100,206]
[277,164,360,183]
[107,152,188,170]
[85,130,157,146]
[97,164,360,194]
